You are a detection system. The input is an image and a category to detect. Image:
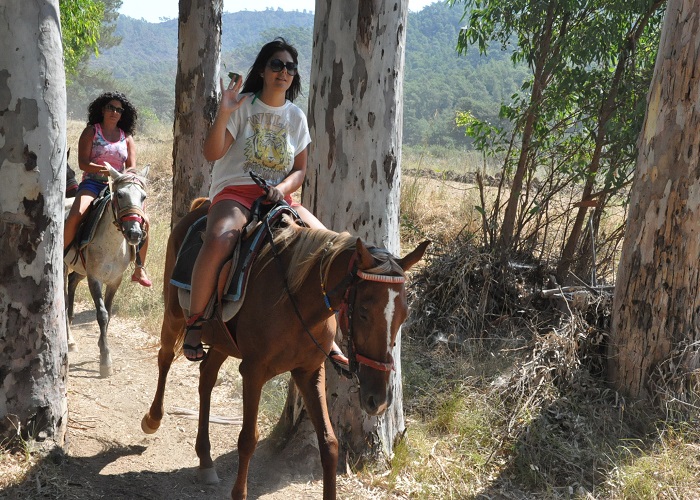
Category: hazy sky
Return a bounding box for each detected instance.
[119,0,443,23]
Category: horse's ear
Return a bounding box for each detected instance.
[138,164,150,179]
[106,163,121,180]
[397,240,430,272]
[355,238,375,270]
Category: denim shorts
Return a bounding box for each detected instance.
[78,178,108,197]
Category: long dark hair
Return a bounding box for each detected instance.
[86,91,138,136]
[241,38,302,102]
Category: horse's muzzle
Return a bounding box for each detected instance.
[359,379,393,416]
[123,223,145,245]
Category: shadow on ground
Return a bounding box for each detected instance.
[0,434,326,500]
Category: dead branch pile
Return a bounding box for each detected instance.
[406,239,553,347]
[648,341,700,418]
[405,238,636,492]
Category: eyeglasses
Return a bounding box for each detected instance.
[267,59,298,76]
[105,103,124,114]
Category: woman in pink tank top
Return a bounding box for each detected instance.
[63,91,152,287]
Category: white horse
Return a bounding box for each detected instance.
[64,165,149,377]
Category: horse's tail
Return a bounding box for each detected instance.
[190,197,209,212]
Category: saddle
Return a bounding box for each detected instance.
[170,199,303,323]
[76,189,111,250]
[65,188,119,267]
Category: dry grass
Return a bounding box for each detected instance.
[4,124,700,499]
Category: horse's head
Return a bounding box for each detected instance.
[343,238,430,416]
[107,164,149,246]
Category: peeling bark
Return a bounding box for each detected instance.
[171,0,222,227]
[609,0,700,401]
[0,0,68,447]
[293,0,408,462]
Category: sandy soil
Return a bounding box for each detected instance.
[54,303,368,500]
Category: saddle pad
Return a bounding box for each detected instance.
[76,192,111,250]
[170,215,207,289]
[171,203,303,322]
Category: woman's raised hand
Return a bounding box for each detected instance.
[219,75,247,114]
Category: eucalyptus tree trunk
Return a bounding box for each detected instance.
[609,0,700,401]
[0,0,68,447]
[171,0,222,227]
[280,0,409,464]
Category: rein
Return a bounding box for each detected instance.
[265,223,404,379]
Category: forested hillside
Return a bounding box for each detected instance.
[68,3,527,147]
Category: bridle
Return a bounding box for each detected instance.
[108,173,148,243]
[320,242,406,374]
[265,222,405,378]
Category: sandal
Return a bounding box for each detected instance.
[131,265,152,287]
[184,314,206,362]
[329,348,352,379]
[329,348,349,366]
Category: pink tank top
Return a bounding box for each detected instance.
[83,123,128,182]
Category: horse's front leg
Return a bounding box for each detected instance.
[66,271,84,352]
[143,297,185,434]
[87,276,113,377]
[291,364,338,500]
[231,361,266,500]
[195,347,227,485]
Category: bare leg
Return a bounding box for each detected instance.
[184,199,249,361]
[294,205,324,229]
[132,212,151,286]
[64,190,96,250]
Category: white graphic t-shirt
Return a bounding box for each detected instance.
[208,93,311,198]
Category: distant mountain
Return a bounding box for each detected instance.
[69,4,527,148]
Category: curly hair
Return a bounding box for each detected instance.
[241,38,302,102]
[86,91,138,136]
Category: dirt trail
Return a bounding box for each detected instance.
[60,304,335,500]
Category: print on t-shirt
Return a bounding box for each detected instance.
[244,113,293,184]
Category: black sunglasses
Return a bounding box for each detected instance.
[105,103,124,114]
[267,59,298,75]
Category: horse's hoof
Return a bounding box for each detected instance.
[141,414,160,434]
[197,466,220,484]
[100,364,113,378]
[67,342,78,352]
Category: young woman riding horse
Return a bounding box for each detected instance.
[183,38,346,366]
[143,38,431,499]
[64,91,152,287]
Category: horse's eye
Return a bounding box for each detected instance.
[357,307,370,322]
[117,191,124,198]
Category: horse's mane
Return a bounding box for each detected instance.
[190,197,209,211]
[256,217,405,296]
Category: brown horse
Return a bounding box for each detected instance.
[141,201,429,500]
